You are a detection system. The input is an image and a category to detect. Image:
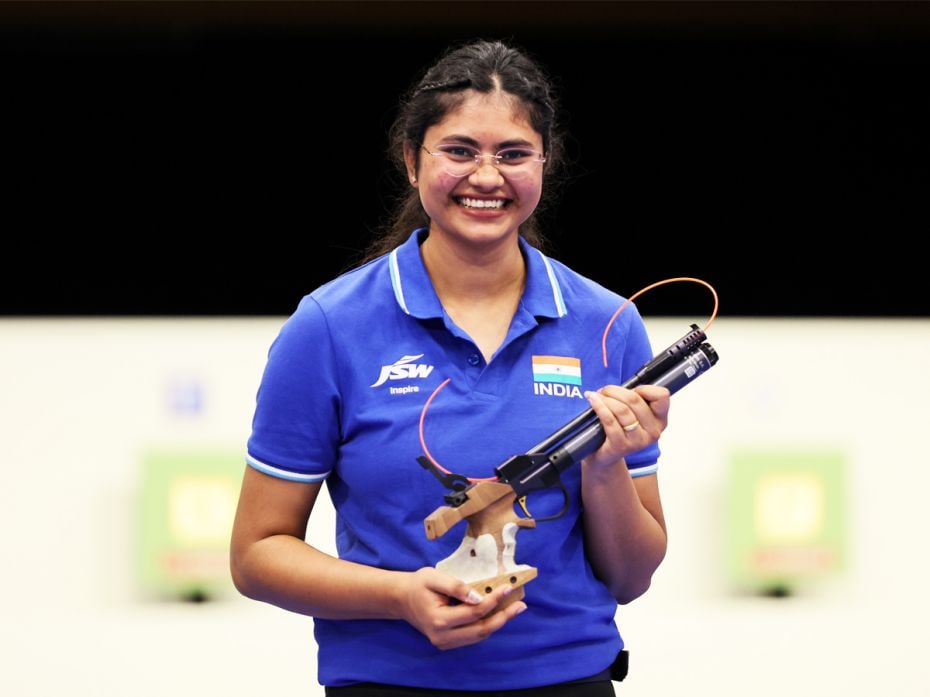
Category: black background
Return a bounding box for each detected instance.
[4,1,929,318]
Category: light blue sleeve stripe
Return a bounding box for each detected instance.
[629,463,658,478]
[246,454,329,483]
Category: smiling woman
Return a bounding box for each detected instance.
[229,38,678,695]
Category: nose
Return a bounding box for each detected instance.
[468,156,504,185]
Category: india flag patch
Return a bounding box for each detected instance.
[532,355,582,385]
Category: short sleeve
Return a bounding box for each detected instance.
[246,296,341,482]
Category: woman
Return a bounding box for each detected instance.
[231,39,670,695]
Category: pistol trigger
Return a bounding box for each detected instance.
[517,495,531,518]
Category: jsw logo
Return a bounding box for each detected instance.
[371,354,435,387]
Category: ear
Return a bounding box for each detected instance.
[403,142,418,185]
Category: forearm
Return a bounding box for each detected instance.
[580,461,667,604]
[231,534,407,620]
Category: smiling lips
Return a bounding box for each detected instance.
[459,197,506,209]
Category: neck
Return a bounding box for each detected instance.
[420,232,526,362]
[420,232,526,306]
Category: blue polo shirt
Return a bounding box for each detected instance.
[247,228,660,690]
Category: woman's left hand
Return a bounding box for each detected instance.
[583,384,670,468]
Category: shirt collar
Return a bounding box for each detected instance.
[388,228,567,320]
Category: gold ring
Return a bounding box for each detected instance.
[622,420,640,432]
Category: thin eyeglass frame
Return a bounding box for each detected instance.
[421,144,546,178]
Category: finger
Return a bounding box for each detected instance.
[462,598,528,643]
[420,568,487,606]
[462,579,516,609]
[601,384,669,427]
[467,582,515,616]
[634,384,671,405]
[506,600,528,621]
[435,590,525,648]
[434,599,528,651]
[584,389,614,419]
[586,389,636,433]
[635,385,671,411]
[632,385,671,425]
[462,588,484,605]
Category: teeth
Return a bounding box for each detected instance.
[460,198,504,209]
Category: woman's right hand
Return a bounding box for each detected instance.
[395,567,527,650]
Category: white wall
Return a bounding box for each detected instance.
[2,317,928,696]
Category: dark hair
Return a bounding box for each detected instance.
[359,39,565,264]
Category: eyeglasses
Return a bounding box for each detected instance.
[421,144,546,178]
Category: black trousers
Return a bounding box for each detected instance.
[324,650,627,697]
[324,652,626,697]
[325,681,615,697]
